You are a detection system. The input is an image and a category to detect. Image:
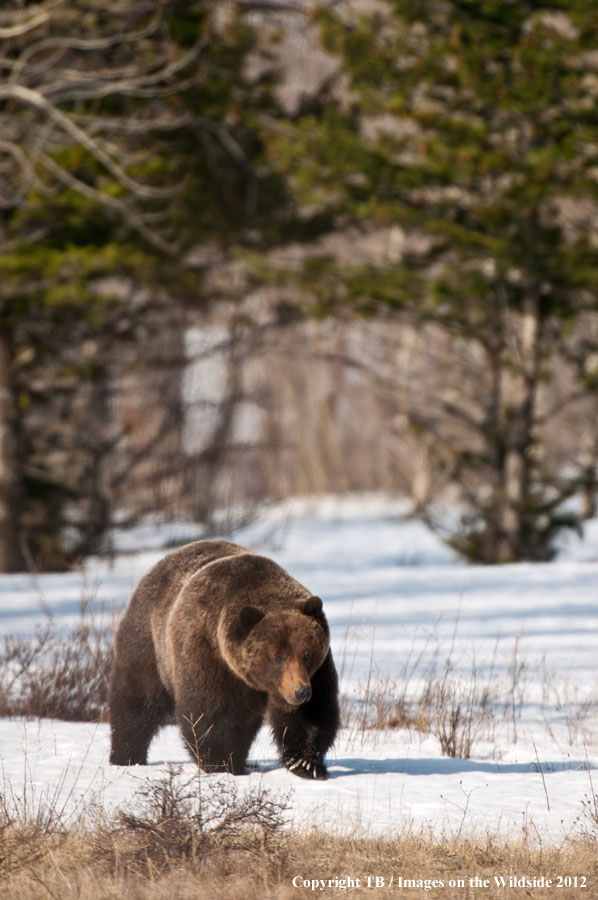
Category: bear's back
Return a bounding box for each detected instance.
[130,540,248,614]
[117,541,249,654]
[160,546,316,691]
[179,548,311,621]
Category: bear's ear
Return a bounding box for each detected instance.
[302,596,324,619]
[235,605,265,641]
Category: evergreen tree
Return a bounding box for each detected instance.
[266,0,598,562]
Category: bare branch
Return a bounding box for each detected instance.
[37,43,204,102]
[0,140,45,206]
[8,13,162,80]
[39,152,178,255]
[78,114,197,137]
[0,84,180,201]
[234,1,306,12]
[0,9,52,39]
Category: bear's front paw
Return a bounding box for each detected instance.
[285,757,328,780]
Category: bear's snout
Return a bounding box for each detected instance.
[295,683,312,704]
[279,662,313,706]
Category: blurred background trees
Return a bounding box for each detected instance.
[0,0,288,568]
[261,0,598,562]
[0,0,597,570]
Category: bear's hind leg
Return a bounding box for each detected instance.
[269,651,339,780]
[109,672,174,765]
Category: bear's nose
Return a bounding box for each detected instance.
[295,684,312,703]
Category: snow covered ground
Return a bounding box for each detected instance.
[0,496,597,842]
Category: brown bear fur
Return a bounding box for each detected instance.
[109,540,339,779]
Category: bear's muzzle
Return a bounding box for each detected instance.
[295,683,312,704]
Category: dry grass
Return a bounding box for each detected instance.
[1,759,598,897]
[1,814,598,898]
[342,638,500,759]
[342,627,597,760]
[343,675,430,738]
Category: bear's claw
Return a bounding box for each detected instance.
[285,757,327,780]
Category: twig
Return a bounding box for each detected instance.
[533,742,550,813]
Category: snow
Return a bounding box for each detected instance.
[0,495,596,842]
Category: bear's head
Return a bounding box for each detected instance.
[221,597,330,707]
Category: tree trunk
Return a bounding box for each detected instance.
[581,431,598,520]
[0,330,24,572]
[495,298,541,563]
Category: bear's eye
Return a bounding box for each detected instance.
[274,655,284,665]
[303,651,311,664]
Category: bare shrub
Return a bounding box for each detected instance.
[576,764,598,844]
[367,679,430,733]
[0,619,112,722]
[344,676,430,740]
[580,793,598,842]
[93,766,288,879]
[540,666,598,748]
[427,659,495,760]
[342,627,438,748]
[0,822,51,880]
[343,663,496,759]
[0,765,289,895]
[429,676,478,759]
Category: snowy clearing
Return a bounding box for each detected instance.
[0,496,597,842]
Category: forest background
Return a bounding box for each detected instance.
[1,0,597,573]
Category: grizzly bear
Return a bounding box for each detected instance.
[109,540,339,779]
